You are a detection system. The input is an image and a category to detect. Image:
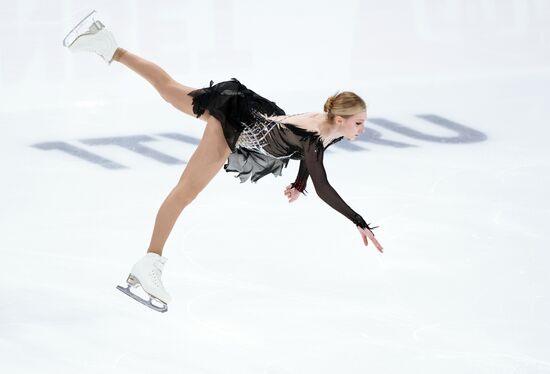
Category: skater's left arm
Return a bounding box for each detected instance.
[302,138,383,252]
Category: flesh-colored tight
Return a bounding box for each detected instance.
[114,48,231,256]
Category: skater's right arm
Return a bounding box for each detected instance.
[284,160,309,203]
[291,160,310,194]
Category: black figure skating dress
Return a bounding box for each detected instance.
[188,78,373,230]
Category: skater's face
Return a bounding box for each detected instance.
[336,111,366,141]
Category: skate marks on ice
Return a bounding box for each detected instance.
[360,330,550,373]
[360,321,550,373]
[177,242,435,368]
[174,236,368,354]
[31,114,487,169]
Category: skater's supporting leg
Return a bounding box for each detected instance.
[113,48,210,122]
[147,116,231,255]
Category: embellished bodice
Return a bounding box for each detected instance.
[235,110,343,160]
[235,109,296,159]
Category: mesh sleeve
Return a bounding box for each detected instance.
[291,160,310,195]
[303,138,369,229]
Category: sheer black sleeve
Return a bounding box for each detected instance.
[291,160,310,195]
[302,137,371,230]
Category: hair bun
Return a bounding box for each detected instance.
[324,96,335,113]
[323,91,365,121]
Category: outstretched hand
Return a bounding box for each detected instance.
[357,226,384,253]
[284,184,301,203]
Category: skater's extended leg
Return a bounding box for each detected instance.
[147,116,231,255]
[113,48,210,122]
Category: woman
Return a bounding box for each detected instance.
[63,11,383,312]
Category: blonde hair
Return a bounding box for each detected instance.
[323,91,367,123]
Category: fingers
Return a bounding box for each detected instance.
[357,227,368,245]
[284,187,292,199]
[369,235,383,253]
[371,237,384,253]
[284,186,294,199]
[358,226,384,252]
[284,188,299,203]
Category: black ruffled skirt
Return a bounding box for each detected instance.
[188,78,289,183]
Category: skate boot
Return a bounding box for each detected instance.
[117,253,172,313]
[62,10,118,64]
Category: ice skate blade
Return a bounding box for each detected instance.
[62,9,99,47]
[116,284,168,313]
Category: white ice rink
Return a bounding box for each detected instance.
[1,1,549,373]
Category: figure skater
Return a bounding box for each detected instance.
[63,11,383,313]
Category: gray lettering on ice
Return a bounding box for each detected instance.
[357,127,416,148]
[157,133,200,145]
[32,142,127,169]
[80,135,185,165]
[368,114,487,143]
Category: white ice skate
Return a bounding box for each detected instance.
[116,253,172,313]
[62,10,118,64]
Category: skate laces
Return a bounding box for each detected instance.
[151,260,166,285]
[153,259,165,272]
